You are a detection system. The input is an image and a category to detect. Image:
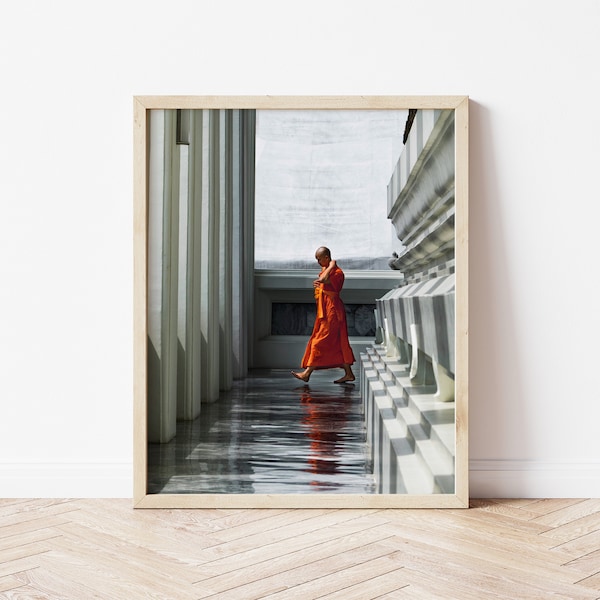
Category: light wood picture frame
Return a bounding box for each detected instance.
[133,95,469,508]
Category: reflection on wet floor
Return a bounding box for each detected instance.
[147,369,376,494]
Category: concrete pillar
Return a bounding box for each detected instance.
[242,111,256,371]
[147,109,180,443]
[176,142,189,419]
[176,108,256,404]
[231,110,244,378]
[219,111,233,391]
[174,109,204,421]
[232,110,256,376]
[200,110,221,403]
[148,108,257,444]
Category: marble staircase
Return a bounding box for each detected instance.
[360,344,455,494]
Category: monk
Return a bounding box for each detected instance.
[291,247,356,384]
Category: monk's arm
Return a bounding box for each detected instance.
[316,259,337,284]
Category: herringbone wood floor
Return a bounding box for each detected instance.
[0,498,599,599]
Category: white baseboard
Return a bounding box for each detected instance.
[469,460,600,498]
[0,463,132,498]
[1,461,599,499]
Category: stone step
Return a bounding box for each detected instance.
[360,345,455,494]
[364,346,455,460]
[369,392,435,495]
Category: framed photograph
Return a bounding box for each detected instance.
[133,96,468,508]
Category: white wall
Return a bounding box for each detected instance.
[1,0,599,498]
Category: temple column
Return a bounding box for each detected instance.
[176,140,189,418]
[149,108,256,439]
[200,110,221,403]
[147,110,180,443]
[232,110,256,377]
[219,111,233,391]
[175,109,204,420]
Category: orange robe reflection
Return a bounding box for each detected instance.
[300,389,345,480]
[301,264,355,369]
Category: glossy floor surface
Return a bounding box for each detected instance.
[147,369,376,494]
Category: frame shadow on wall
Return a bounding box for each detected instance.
[133,96,469,509]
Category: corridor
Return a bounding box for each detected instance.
[147,370,376,495]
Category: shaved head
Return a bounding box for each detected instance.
[315,246,331,259]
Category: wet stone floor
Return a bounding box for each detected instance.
[147,369,376,494]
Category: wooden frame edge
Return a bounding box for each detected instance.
[133,95,468,111]
[134,493,468,510]
[454,96,470,508]
[133,97,149,506]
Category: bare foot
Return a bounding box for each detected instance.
[334,375,355,384]
[291,371,310,382]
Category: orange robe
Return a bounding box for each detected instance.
[301,265,355,369]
